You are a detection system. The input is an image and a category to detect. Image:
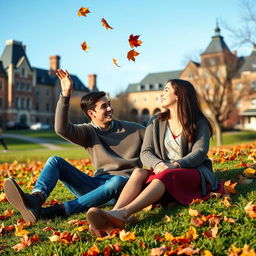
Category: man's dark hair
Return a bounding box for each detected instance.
[80,91,106,120]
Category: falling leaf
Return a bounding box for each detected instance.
[128,34,143,48]
[101,18,113,30]
[78,7,90,17]
[127,50,140,62]
[244,201,256,218]
[188,208,201,217]
[119,230,136,241]
[113,58,121,67]
[81,42,90,51]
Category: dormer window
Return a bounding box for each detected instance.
[140,85,145,90]
[149,84,154,90]
[159,84,163,89]
[21,68,25,77]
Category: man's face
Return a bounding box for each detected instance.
[88,96,113,124]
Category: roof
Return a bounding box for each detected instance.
[127,70,182,92]
[0,40,32,69]
[239,49,256,73]
[34,67,89,92]
[202,25,231,55]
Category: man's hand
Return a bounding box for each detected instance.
[56,69,73,97]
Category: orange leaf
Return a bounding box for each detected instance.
[128,34,143,48]
[15,224,30,237]
[223,216,236,223]
[190,216,206,227]
[113,58,121,67]
[201,250,214,256]
[78,7,90,17]
[150,246,167,256]
[221,195,232,207]
[12,234,39,251]
[119,230,136,241]
[185,226,199,240]
[224,180,237,194]
[101,18,113,30]
[84,244,100,256]
[127,50,140,62]
[244,201,256,218]
[202,225,218,239]
[81,42,90,51]
[176,244,200,255]
[190,198,203,205]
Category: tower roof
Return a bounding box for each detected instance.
[202,23,231,55]
[0,39,32,69]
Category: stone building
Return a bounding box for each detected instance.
[125,25,256,130]
[0,40,98,129]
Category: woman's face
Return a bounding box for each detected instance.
[160,82,177,108]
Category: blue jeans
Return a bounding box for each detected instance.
[32,156,128,216]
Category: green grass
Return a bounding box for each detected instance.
[210,130,256,147]
[0,158,255,255]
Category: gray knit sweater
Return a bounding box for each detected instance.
[55,94,145,177]
[140,116,218,195]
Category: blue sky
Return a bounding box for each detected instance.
[0,0,253,96]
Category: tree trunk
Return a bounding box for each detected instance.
[213,120,223,146]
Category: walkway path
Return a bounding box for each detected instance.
[3,134,64,150]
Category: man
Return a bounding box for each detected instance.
[4,69,145,223]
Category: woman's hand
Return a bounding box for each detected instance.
[56,69,73,97]
[154,162,169,174]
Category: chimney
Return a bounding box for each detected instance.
[88,74,97,91]
[49,55,60,75]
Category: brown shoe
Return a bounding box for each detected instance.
[3,178,43,223]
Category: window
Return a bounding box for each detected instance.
[188,71,194,78]
[36,102,39,111]
[46,88,50,96]
[155,96,159,102]
[21,68,25,77]
[0,98,2,108]
[251,98,256,106]
[21,83,25,91]
[159,84,163,89]
[144,97,148,102]
[209,58,216,66]
[36,88,40,96]
[21,98,25,109]
[149,84,154,90]
[26,98,30,109]
[16,98,19,109]
[251,81,256,90]
[15,82,20,90]
[140,85,145,90]
[236,83,242,90]
[46,103,50,112]
[0,80,2,90]
[26,84,30,91]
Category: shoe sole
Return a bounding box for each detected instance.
[4,178,37,223]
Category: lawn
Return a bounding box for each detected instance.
[0,132,255,255]
[0,132,256,256]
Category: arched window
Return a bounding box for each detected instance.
[153,108,161,115]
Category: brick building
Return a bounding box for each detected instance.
[0,40,98,129]
[125,25,256,130]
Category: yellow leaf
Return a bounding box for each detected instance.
[15,224,30,237]
[188,208,201,216]
[201,250,214,256]
[119,230,136,241]
[185,226,199,240]
[164,232,174,241]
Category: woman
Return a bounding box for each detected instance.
[87,79,220,236]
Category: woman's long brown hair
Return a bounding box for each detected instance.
[158,79,213,143]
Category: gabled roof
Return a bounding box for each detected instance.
[126,70,182,92]
[202,24,231,55]
[0,40,32,69]
[239,49,256,73]
[34,67,89,92]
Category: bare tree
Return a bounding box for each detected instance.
[222,0,256,48]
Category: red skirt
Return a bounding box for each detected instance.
[146,168,222,205]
